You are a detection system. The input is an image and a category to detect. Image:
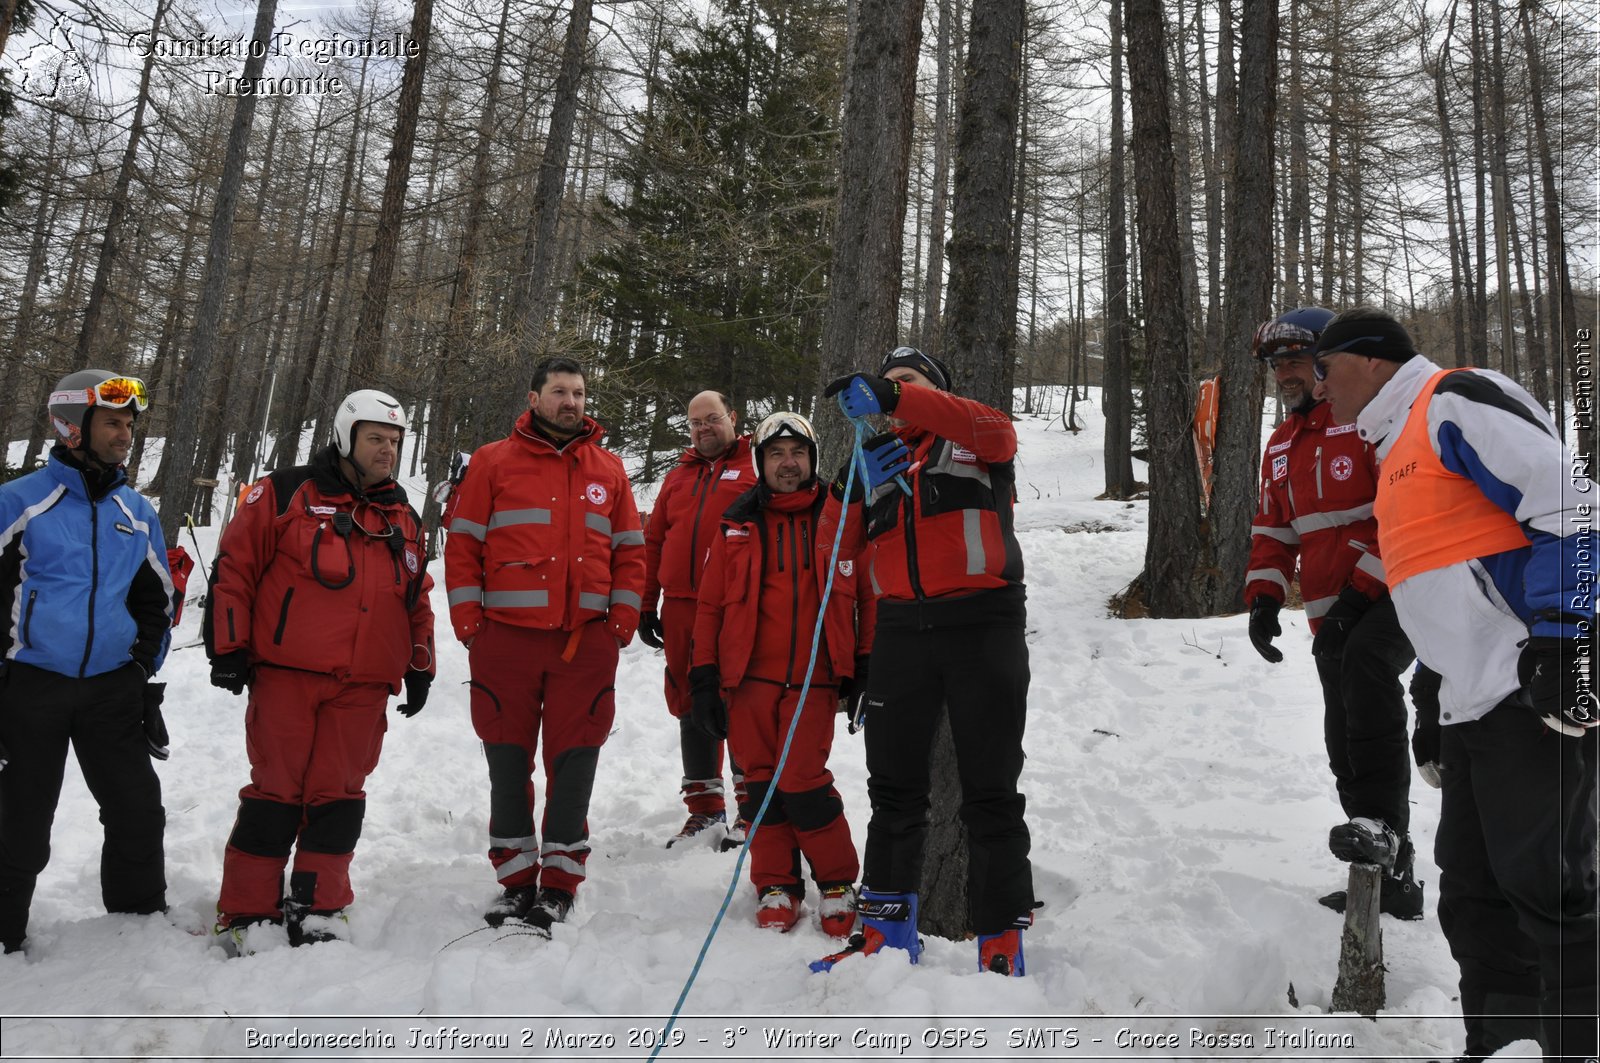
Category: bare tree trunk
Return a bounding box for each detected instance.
[1103,0,1137,498]
[1487,0,1514,377]
[919,0,954,356]
[1203,0,1276,613]
[506,0,594,428]
[76,0,171,363]
[940,0,1023,410]
[349,0,435,389]
[422,0,514,542]
[1125,0,1205,618]
[816,0,924,469]
[1519,0,1580,458]
[1469,0,1489,364]
[156,0,280,543]
[2,106,59,448]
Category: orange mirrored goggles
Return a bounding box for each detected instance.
[51,377,150,412]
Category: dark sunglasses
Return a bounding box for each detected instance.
[1310,336,1386,381]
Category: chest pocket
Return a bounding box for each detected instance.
[720,531,754,605]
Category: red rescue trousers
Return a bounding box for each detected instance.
[662,595,743,816]
[218,667,389,923]
[728,682,857,894]
[469,620,618,896]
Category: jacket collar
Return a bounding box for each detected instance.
[514,409,604,454]
[678,435,751,469]
[1356,354,1438,461]
[48,445,125,501]
[309,446,407,506]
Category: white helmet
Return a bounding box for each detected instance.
[334,389,407,457]
[752,411,818,477]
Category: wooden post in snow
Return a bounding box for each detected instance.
[1331,862,1385,1017]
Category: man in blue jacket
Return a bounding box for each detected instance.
[0,370,175,955]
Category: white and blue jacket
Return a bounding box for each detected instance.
[0,448,174,679]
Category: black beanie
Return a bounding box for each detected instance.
[1311,315,1418,363]
[879,346,951,391]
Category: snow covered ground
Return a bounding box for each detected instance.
[1,390,1494,1061]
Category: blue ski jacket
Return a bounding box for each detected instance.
[0,448,174,678]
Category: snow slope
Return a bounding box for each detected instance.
[2,391,1486,1061]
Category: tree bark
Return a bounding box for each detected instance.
[1202,0,1276,614]
[816,0,924,469]
[1125,0,1205,618]
[919,0,954,357]
[940,0,1023,410]
[76,0,171,364]
[156,0,280,542]
[1103,0,1137,498]
[348,0,435,389]
[506,0,594,430]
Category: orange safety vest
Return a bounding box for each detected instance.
[1374,369,1530,588]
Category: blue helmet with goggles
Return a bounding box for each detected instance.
[1252,307,1335,362]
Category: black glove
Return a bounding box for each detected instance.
[688,664,727,740]
[837,654,870,712]
[396,670,432,718]
[638,611,665,650]
[210,649,250,696]
[1247,597,1283,664]
[831,459,865,504]
[1409,665,1442,788]
[1311,587,1373,660]
[142,682,169,761]
[1519,635,1598,736]
[824,374,901,418]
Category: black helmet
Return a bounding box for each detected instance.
[1252,307,1335,360]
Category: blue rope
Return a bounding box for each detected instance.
[648,416,872,1062]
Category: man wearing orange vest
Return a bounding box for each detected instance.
[445,356,646,931]
[1243,307,1421,920]
[1312,307,1596,1062]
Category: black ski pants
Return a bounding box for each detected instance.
[1315,597,1415,837]
[1436,698,1597,1062]
[862,612,1034,935]
[0,662,166,945]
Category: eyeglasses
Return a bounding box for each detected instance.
[1310,335,1385,381]
[50,376,150,411]
[688,412,728,431]
[1263,352,1312,371]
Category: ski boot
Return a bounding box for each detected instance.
[666,811,727,849]
[756,886,802,932]
[1328,817,1399,871]
[284,899,350,946]
[978,912,1034,976]
[810,890,921,972]
[1319,836,1424,920]
[520,887,573,931]
[817,884,857,939]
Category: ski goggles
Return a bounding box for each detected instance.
[50,376,150,412]
[1252,320,1320,361]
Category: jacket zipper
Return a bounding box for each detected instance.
[903,461,927,601]
[1314,445,1324,499]
[783,512,800,686]
[21,590,36,648]
[687,462,716,592]
[80,492,99,678]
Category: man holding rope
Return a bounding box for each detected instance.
[813,347,1038,976]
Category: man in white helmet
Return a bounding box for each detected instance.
[0,370,175,954]
[205,389,435,955]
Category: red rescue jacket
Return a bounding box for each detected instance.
[643,437,758,610]
[206,447,435,690]
[1245,398,1387,630]
[694,482,874,691]
[444,411,645,644]
[821,385,1023,603]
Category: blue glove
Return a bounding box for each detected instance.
[861,432,911,491]
[825,374,901,418]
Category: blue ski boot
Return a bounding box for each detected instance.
[810,890,921,972]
